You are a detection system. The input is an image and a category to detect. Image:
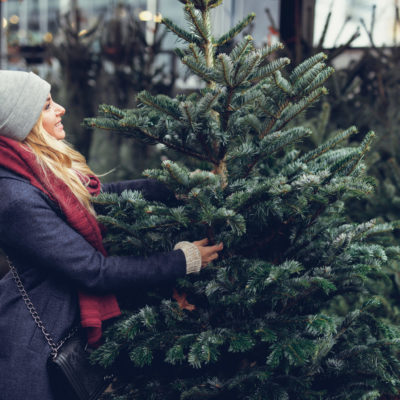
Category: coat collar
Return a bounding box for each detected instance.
[0,166,30,182]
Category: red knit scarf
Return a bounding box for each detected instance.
[0,136,121,346]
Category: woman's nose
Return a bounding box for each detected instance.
[55,103,66,116]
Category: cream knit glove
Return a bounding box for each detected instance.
[174,241,202,274]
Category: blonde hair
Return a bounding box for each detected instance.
[23,114,97,215]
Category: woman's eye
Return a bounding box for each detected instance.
[45,103,50,110]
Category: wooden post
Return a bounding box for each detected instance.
[280,0,315,65]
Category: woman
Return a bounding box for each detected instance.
[0,70,223,400]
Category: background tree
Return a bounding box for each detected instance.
[48,1,178,179]
[84,0,400,398]
[49,3,102,157]
[88,2,178,182]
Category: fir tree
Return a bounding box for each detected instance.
[85,1,400,398]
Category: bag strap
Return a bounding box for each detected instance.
[6,256,77,358]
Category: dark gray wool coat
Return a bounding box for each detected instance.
[0,166,187,400]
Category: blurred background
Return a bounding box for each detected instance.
[2,0,400,276]
[2,0,396,179]
[1,0,398,177]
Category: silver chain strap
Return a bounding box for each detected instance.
[6,257,78,358]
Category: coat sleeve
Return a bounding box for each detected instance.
[0,181,186,294]
[101,179,177,204]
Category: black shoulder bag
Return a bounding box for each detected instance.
[8,258,113,400]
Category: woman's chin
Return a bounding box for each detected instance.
[52,130,65,140]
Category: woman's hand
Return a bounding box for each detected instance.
[192,238,223,268]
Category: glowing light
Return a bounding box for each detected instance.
[154,13,162,23]
[2,17,7,29]
[43,32,53,42]
[138,10,153,22]
[78,29,88,37]
[9,15,19,24]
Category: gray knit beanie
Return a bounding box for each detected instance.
[0,70,51,141]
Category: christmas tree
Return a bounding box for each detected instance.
[85,1,400,398]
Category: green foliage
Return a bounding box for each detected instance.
[87,1,400,399]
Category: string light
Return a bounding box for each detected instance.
[138,10,153,22]
[43,32,53,42]
[9,15,19,24]
[138,11,162,23]
[154,13,162,23]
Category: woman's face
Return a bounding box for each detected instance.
[42,94,66,140]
